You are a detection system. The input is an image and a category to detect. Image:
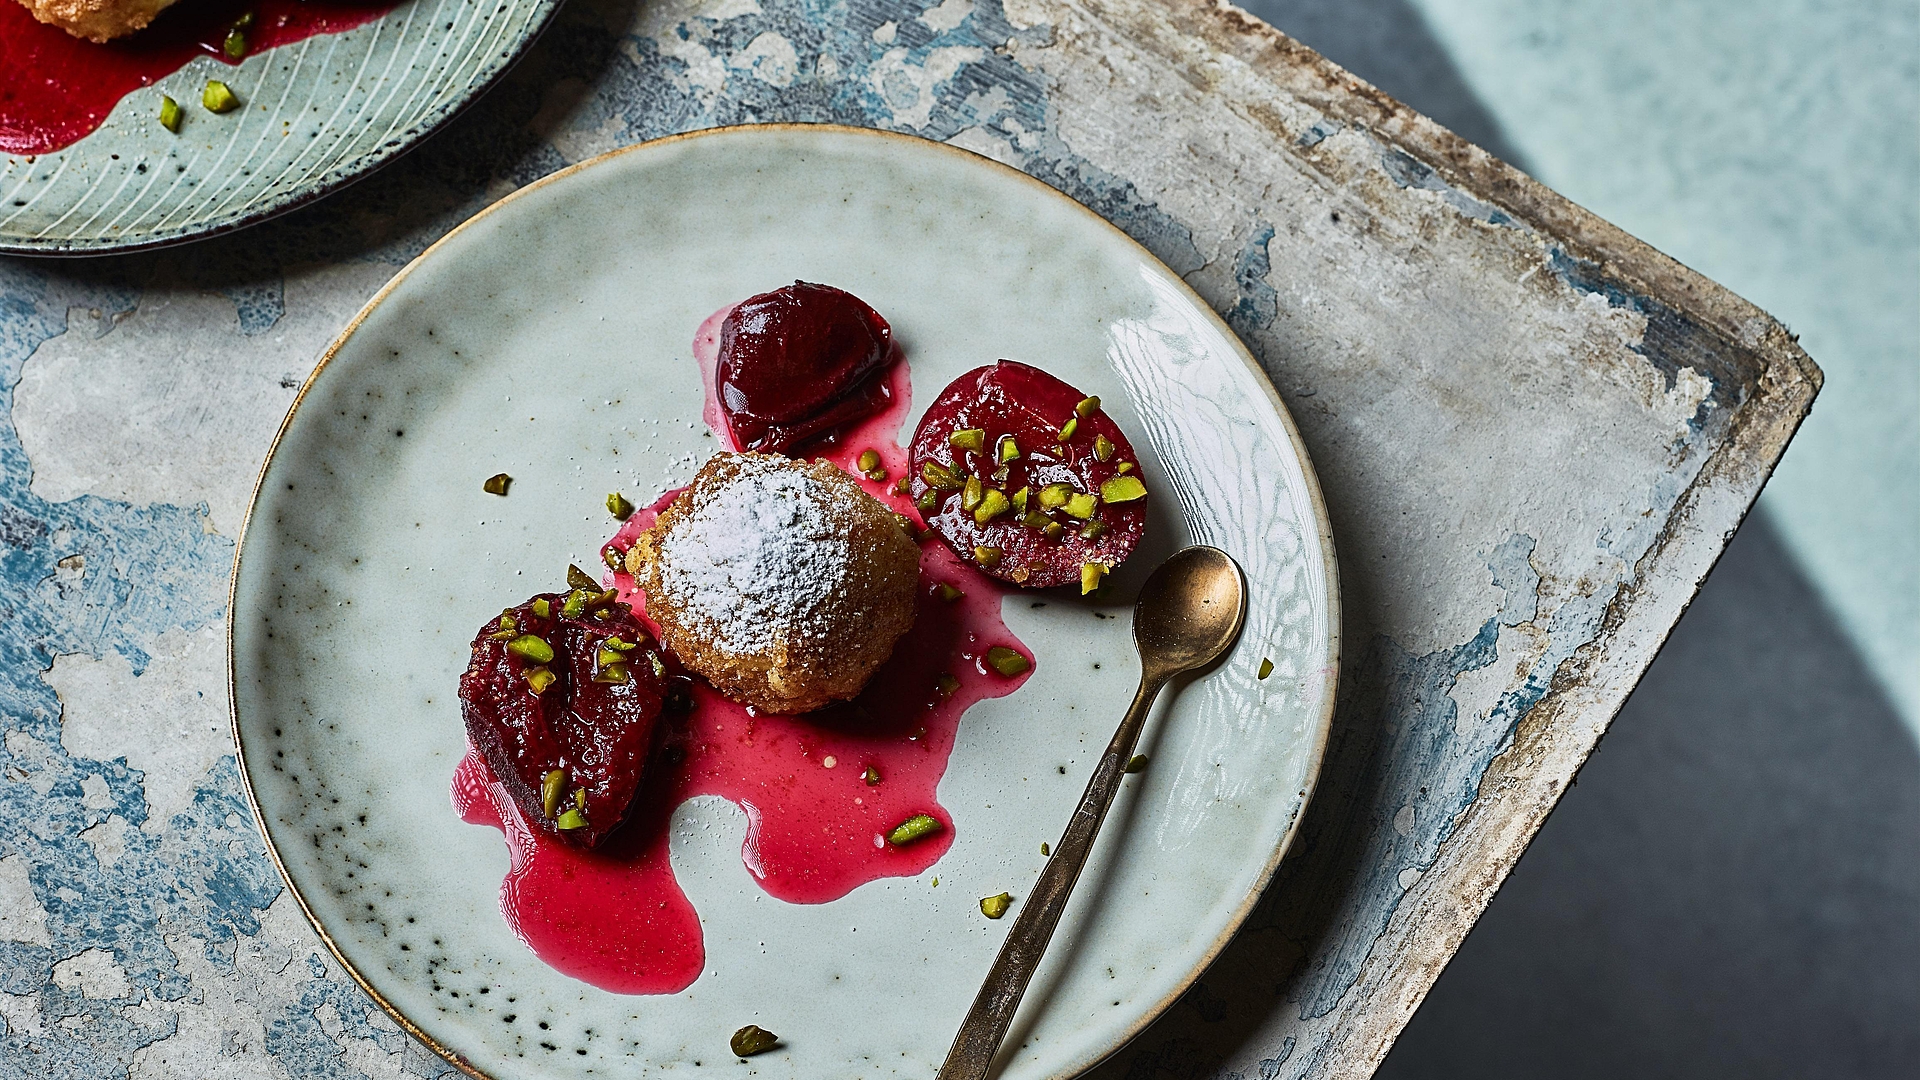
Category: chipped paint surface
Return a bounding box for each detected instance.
[0,0,1813,1078]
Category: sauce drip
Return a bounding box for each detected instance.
[453,303,1034,994]
[1,0,395,156]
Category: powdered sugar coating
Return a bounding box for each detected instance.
[631,453,920,714]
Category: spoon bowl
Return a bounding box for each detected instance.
[1133,545,1248,680]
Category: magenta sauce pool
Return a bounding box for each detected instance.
[453,302,1035,994]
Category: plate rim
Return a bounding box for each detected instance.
[0,0,566,258]
[225,121,1343,1080]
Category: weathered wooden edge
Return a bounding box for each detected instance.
[1098,1,1821,1073]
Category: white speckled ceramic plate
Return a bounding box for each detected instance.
[230,125,1339,1080]
[0,0,559,255]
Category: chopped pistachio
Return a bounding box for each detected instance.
[921,461,960,489]
[232,10,254,27]
[554,807,587,830]
[974,488,1011,524]
[980,892,1014,919]
[949,428,987,453]
[857,449,882,473]
[605,636,640,651]
[597,646,627,667]
[560,590,588,618]
[894,476,912,495]
[1063,492,1098,520]
[574,788,586,811]
[542,770,566,818]
[1117,461,1135,474]
[935,672,960,698]
[1021,511,1051,530]
[567,564,599,592]
[1125,754,1148,773]
[1080,519,1109,540]
[607,492,635,520]
[894,512,918,535]
[973,546,1001,566]
[916,489,939,513]
[525,666,556,695]
[1075,395,1102,417]
[997,436,1021,463]
[649,653,668,679]
[1043,521,1065,541]
[867,467,889,482]
[986,646,1030,677]
[1093,433,1115,462]
[730,1025,780,1058]
[1038,483,1072,511]
[202,80,240,114]
[990,465,1011,485]
[507,635,555,664]
[1081,562,1108,595]
[603,546,625,570]
[863,765,882,786]
[1101,475,1148,503]
[490,614,517,640]
[935,583,964,603]
[1258,657,1274,680]
[961,475,984,513]
[1011,486,1030,515]
[482,472,512,496]
[530,599,550,619]
[223,27,248,59]
[158,95,183,133]
[1057,416,1079,442]
[586,588,617,610]
[886,814,943,846]
[1040,842,1051,856]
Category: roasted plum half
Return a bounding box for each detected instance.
[459,574,671,849]
[908,360,1147,591]
[717,281,897,454]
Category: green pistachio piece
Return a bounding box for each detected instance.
[935,583,963,603]
[1011,486,1030,515]
[574,787,586,811]
[961,475,984,513]
[530,599,550,619]
[202,80,240,114]
[974,488,1010,524]
[916,489,940,513]
[857,449,882,473]
[561,590,588,618]
[1101,475,1148,503]
[1117,461,1135,474]
[1021,511,1050,531]
[597,646,626,667]
[1093,433,1115,462]
[507,635,555,664]
[949,428,987,453]
[990,465,1011,485]
[525,666,556,695]
[1081,562,1108,595]
[1258,657,1274,680]
[894,476,912,494]
[1057,416,1078,442]
[1044,521,1065,541]
[605,636,640,651]
[997,436,1021,463]
[973,546,1001,566]
[894,512,918,535]
[886,814,944,846]
[867,467,889,481]
[1063,492,1098,520]
[542,769,566,818]
[863,765,882,786]
[1040,842,1051,856]
[1038,483,1072,510]
[482,473,512,496]
[567,564,599,592]
[986,646,1030,677]
[1075,395,1102,417]
[607,492,635,520]
[921,461,961,489]
[1125,754,1148,773]
[158,95,182,133]
[731,1025,780,1058]
[1080,519,1109,540]
[223,26,248,58]
[554,807,587,830]
[935,672,960,698]
[980,892,1014,919]
[232,10,255,27]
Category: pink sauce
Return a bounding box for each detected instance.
[1,0,396,156]
[453,303,1034,994]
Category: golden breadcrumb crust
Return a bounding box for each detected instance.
[15,0,179,42]
[629,453,920,714]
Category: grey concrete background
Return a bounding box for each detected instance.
[1233,1,1920,1074]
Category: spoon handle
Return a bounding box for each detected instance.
[935,673,1169,1080]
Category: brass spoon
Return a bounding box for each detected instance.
[936,545,1248,1080]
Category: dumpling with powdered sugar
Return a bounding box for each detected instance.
[627,452,920,714]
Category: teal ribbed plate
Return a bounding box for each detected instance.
[0,0,560,255]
